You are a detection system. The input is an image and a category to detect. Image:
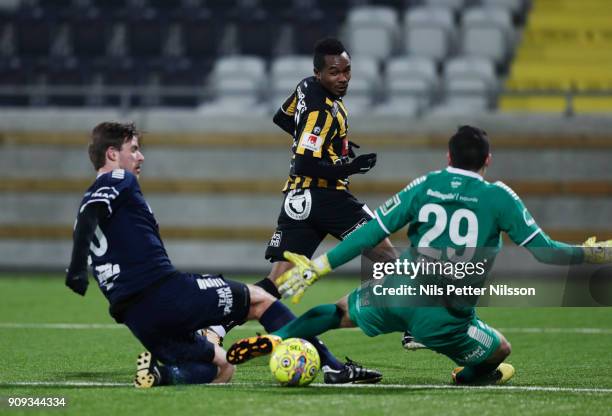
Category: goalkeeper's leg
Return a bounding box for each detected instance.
[235,284,345,371]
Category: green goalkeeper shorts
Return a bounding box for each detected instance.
[347,287,501,366]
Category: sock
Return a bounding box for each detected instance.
[259,300,344,370]
[455,361,500,384]
[160,362,218,385]
[208,325,226,338]
[254,278,281,299]
[273,304,342,340]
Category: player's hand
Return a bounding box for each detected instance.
[347,141,360,158]
[277,252,333,303]
[582,236,612,263]
[349,153,377,174]
[65,269,89,296]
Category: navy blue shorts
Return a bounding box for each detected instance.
[122,272,250,365]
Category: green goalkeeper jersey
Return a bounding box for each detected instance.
[327,167,583,269]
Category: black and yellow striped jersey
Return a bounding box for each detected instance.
[273,76,350,192]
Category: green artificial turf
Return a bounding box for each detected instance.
[0,275,611,415]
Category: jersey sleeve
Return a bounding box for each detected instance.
[374,175,427,235]
[80,169,135,217]
[273,91,297,135]
[494,181,542,247]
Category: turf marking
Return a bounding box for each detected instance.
[2,381,612,394]
[1,323,612,335]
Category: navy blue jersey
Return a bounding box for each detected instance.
[77,169,176,305]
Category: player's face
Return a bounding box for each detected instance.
[118,136,144,177]
[317,52,351,97]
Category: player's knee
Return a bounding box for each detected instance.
[246,284,276,319]
[498,338,512,359]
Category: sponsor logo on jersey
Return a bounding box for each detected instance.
[216,287,234,316]
[197,276,226,290]
[426,189,456,201]
[284,189,312,220]
[300,132,323,152]
[451,180,462,188]
[269,231,282,247]
[341,218,369,239]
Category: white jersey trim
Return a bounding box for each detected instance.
[374,211,391,235]
[446,167,483,181]
[519,228,542,247]
[79,199,112,215]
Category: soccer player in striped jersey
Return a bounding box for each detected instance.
[227,125,612,384]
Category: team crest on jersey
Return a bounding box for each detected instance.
[284,189,312,220]
[380,194,401,216]
[300,132,323,152]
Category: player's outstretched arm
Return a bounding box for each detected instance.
[65,203,106,296]
[582,236,612,263]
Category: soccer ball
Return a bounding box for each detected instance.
[269,338,320,386]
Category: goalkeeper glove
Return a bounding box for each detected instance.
[65,268,89,296]
[582,236,612,263]
[276,251,332,304]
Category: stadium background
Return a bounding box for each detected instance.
[0,0,610,275]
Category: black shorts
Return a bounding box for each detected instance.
[123,272,250,364]
[265,188,374,262]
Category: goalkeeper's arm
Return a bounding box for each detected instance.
[524,232,612,264]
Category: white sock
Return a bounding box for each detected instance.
[209,325,226,338]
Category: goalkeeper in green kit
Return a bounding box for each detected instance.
[227,126,612,385]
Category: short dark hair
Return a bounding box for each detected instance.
[448,125,490,171]
[88,122,140,170]
[313,37,349,71]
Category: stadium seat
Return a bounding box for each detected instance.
[156,60,209,107]
[211,56,266,87]
[269,76,297,112]
[123,10,167,59]
[43,59,93,106]
[350,56,381,91]
[0,59,30,106]
[340,77,372,115]
[424,0,466,14]
[386,56,438,88]
[270,55,312,81]
[461,7,514,65]
[385,56,438,113]
[14,8,56,58]
[404,7,455,62]
[66,10,112,59]
[230,5,281,58]
[438,56,497,112]
[199,77,263,115]
[177,9,224,59]
[345,6,399,60]
[481,0,527,20]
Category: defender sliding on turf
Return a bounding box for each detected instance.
[65,122,381,388]
[227,125,612,385]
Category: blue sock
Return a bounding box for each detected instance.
[259,300,344,370]
[160,362,218,385]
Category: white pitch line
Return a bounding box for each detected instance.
[2,381,612,394]
[1,323,612,335]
